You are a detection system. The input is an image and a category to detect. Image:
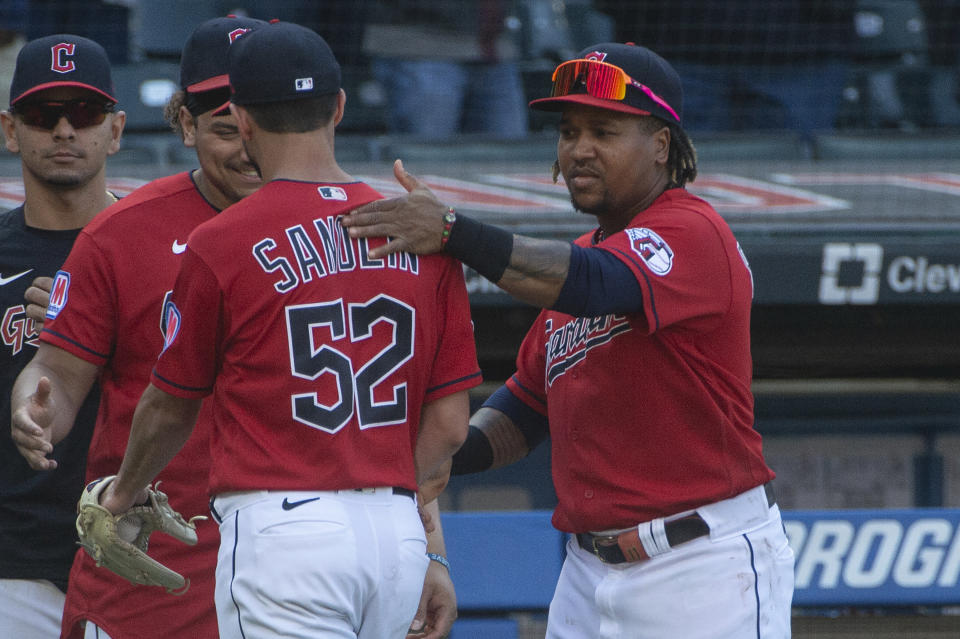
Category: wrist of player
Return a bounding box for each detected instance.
[98,482,131,514]
[450,425,494,475]
[426,552,451,573]
[100,477,147,514]
[441,209,513,283]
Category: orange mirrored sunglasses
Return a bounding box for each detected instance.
[550,58,680,122]
[551,59,633,101]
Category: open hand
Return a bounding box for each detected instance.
[11,376,59,470]
[341,159,449,259]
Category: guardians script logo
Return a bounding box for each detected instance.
[544,314,631,385]
[2,305,41,356]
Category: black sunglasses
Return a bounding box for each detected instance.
[12,99,115,130]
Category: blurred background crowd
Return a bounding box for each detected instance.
[3,0,960,139]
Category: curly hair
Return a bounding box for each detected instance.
[163,90,187,137]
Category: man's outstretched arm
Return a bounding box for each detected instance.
[341,160,572,308]
[342,160,643,316]
[11,343,99,470]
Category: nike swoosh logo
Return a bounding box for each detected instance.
[281,497,321,511]
[0,269,33,286]
[172,240,187,254]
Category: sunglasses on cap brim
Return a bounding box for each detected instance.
[550,59,679,122]
[12,99,115,130]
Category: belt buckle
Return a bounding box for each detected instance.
[591,534,619,564]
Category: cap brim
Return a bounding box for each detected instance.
[529,94,651,117]
[12,82,117,105]
[212,99,231,116]
[187,74,230,93]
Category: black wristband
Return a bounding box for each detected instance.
[451,425,494,475]
[443,213,513,284]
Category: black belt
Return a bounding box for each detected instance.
[577,482,776,565]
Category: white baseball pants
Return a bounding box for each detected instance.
[546,487,795,638]
[211,488,428,639]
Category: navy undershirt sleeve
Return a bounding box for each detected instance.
[551,243,643,316]
[482,385,549,451]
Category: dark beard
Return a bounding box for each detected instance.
[44,172,87,188]
[569,191,610,217]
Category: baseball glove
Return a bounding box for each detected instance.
[76,475,207,594]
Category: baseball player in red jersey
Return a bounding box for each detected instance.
[342,43,795,637]
[92,22,479,639]
[10,16,266,639]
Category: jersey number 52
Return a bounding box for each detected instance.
[285,294,414,434]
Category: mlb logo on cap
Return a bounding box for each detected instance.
[228,21,340,105]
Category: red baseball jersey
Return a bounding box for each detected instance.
[151,180,481,495]
[506,187,773,533]
[40,172,220,639]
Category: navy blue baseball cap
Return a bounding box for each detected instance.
[180,15,267,93]
[228,21,340,105]
[9,34,116,106]
[529,42,683,126]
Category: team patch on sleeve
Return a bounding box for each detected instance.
[45,270,71,319]
[626,227,674,275]
[160,297,182,353]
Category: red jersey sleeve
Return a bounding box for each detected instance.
[598,198,736,335]
[150,249,224,398]
[505,312,548,416]
[423,260,482,403]
[40,231,118,365]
